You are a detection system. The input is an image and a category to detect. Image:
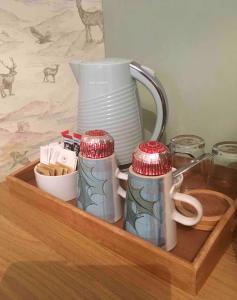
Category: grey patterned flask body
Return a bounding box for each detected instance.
[78,153,122,223]
[124,170,175,248]
[121,141,203,251]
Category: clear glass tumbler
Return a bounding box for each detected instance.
[170,134,207,191]
[170,135,205,168]
[208,141,237,198]
[212,141,237,169]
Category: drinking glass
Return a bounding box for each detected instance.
[170,134,208,191]
[170,135,205,168]
[212,141,237,169]
[208,141,237,198]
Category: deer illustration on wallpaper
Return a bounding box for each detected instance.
[0,57,17,98]
[43,64,59,83]
[75,0,104,43]
[0,0,105,182]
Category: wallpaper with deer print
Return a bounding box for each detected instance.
[0,0,104,181]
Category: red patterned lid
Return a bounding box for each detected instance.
[132,141,172,176]
[80,130,114,159]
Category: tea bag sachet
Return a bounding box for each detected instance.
[57,149,77,171]
[39,143,77,176]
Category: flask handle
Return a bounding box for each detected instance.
[130,61,168,140]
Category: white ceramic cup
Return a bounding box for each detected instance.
[34,165,78,201]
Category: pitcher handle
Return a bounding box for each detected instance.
[115,168,128,198]
[172,192,203,226]
[130,61,168,140]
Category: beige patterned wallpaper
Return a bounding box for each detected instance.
[0,0,104,181]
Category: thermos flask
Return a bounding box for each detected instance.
[117,141,203,250]
[77,130,122,223]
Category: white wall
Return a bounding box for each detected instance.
[103,0,237,150]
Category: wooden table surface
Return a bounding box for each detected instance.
[0,182,237,300]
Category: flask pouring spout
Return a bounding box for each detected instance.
[69,60,81,84]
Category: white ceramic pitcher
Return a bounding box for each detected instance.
[70,58,168,167]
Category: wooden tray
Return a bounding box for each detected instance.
[6,160,237,295]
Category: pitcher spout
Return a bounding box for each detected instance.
[69,60,81,84]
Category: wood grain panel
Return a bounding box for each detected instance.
[6,160,237,295]
[1,182,237,299]
[7,174,196,294]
